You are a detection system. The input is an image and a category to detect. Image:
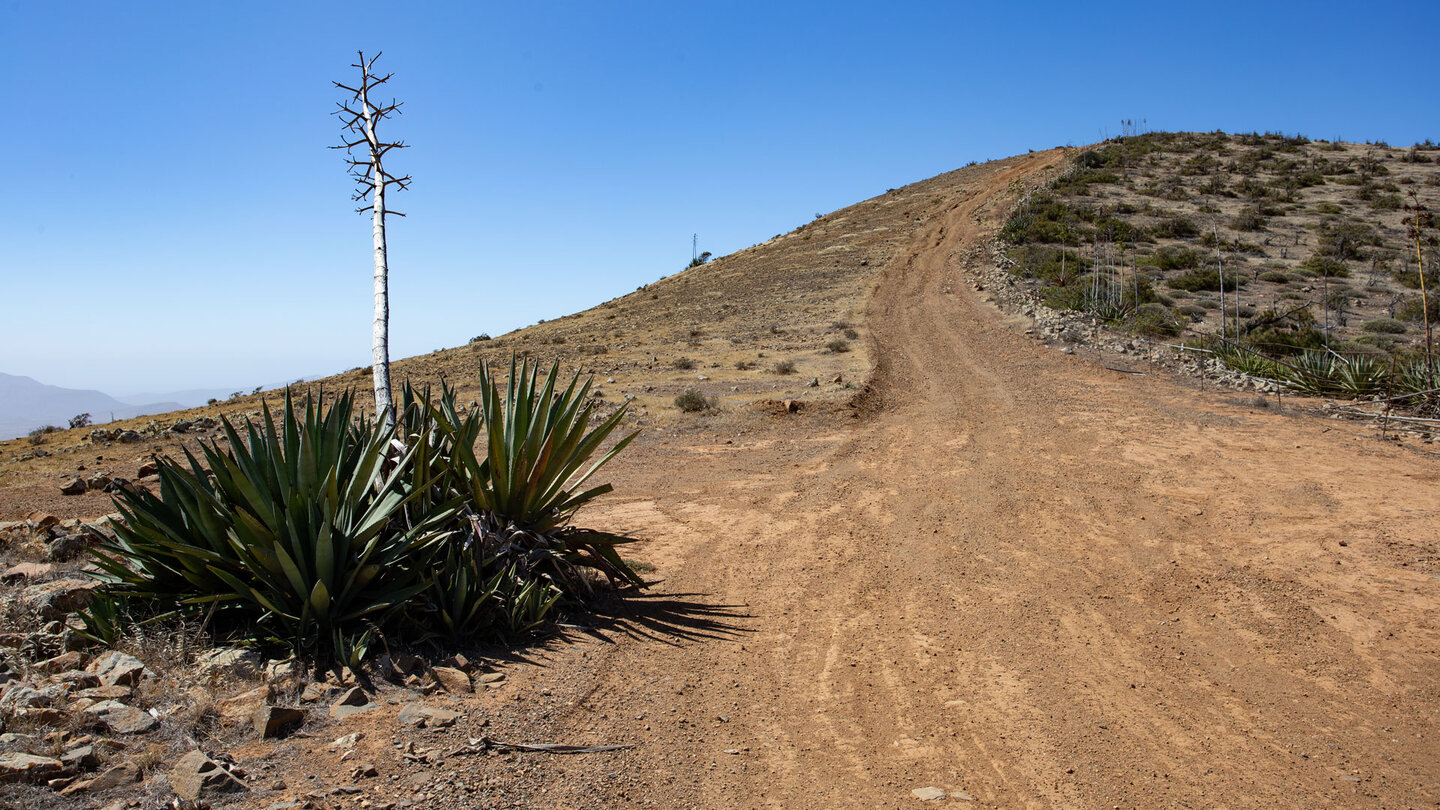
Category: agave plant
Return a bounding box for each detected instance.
[1216,343,1281,380]
[1334,355,1388,398]
[399,359,644,597]
[1280,350,1342,396]
[93,390,455,662]
[1396,358,1440,396]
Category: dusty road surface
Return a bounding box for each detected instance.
[473,152,1440,809]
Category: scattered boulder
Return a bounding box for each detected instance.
[59,478,86,496]
[252,705,306,738]
[47,532,98,562]
[21,578,101,618]
[194,648,262,684]
[215,685,271,723]
[264,658,301,683]
[84,700,158,734]
[328,732,363,751]
[912,786,947,802]
[0,733,37,754]
[1,562,54,582]
[59,744,97,771]
[431,666,472,693]
[0,752,64,784]
[300,682,338,703]
[88,429,116,443]
[77,685,132,701]
[136,460,159,477]
[61,759,140,795]
[0,684,51,714]
[397,702,461,729]
[329,687,374,720]
[170,750,248,802]
[114,431,142,444]
[84,473,112,492]
[87,651,148,687]
[26,512,61,530]
[35,650,90,674]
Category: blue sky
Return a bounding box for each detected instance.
[4,0,1437,394]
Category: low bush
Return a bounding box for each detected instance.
[1230,206,1268,231]
[773,360,797,375]
[672,357,696,370]
[1130,303,1182,337]
[1149,245,1203,270]
[1362,318,1407,334]
[1397,295,1439,322]
[826,339,852,353]
[1299,255,1350,278]
[674,389,714,413]
[1151,215,1199,238]
[1169,268,1242,292]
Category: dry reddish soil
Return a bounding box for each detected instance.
[7,151,1440,809]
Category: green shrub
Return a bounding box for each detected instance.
[1258,270,1289,283]
[1149,245,1203,270]
[1130,303,1181,337]
[1002,196,1085,245]
[1053,168,1119,195]
[1362,318,1407,334]
[674,389,713,412]
[1151,216,1199,239]
[1299,255,1350,278]
[1169,268,1241,292]
[1230,206,1268,231]
[1397,295,1439,322]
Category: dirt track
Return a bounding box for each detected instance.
[492,152,1440,809]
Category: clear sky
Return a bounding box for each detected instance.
[5,0,1437,395]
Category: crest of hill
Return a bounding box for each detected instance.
[319,152,1061,419]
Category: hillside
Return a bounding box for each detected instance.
[1,153,1065,518]
[2,144,1439,809]
[1001,132,1440,382]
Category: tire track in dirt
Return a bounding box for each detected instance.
[509,152,1440,809]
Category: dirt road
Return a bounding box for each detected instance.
[483,152,1440,809]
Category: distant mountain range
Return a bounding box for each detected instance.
[0,373,334,441]
[0,373,185,440]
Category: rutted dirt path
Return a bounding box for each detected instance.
[429,153,1440,808]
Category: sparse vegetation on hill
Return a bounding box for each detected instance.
[1002,131,1440,407]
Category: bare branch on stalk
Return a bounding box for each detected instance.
[334,49,410,427]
